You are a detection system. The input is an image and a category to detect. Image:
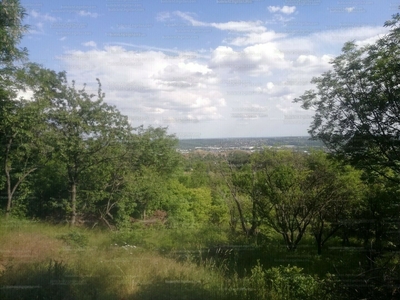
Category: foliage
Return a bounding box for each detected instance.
[133,125,181,176]
[233,149,364,253]
[43,75,133,225]
[245,261,329,300]
[294,12,400,183]
[0,64,55,217]
[57,231,89,248]
[264,264,322,299]
[294,12,400,298]
[0,0,28,66]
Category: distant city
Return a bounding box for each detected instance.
[177,136,325,153]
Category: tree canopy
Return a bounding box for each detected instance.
[294,12,400,183]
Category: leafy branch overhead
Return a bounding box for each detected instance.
[294,12,400,183]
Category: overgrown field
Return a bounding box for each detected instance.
[0,217,367,300]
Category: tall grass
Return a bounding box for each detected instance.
[0,217,356,299]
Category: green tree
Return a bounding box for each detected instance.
[349,174,400,269]
[187,186,214,224]
[0,0,28,66]
[252,150,310,250]
[0,97,52,216]
[76,141,136,228]
[251,150,362,252]
[0,0,30,216]
[126,126,182,222]
[27,158,69,220]
[0,64,57,217]
[45,77,133,225]
[218,158,255,236]
[305,151,363,254]
[132,125,181,176]
[293,11,400,296]
[294,12,400,183]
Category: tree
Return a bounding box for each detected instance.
[0,0,31,216]
[305,151,363,254]
[0,0,28,66]
[0,64,56,217]
[293,12,400,183]
[348,173,400,269]
[218,157,256,237]
[125,125,182,221]
[132,125,181,176]
[45,76,133,225]
[252,150,312,250]
[251,150,362,252]
[0,96,52,216]
[74,140,136,229]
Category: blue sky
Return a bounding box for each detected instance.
[20,0,399,138]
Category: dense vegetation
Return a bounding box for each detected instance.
[1,1,400,299]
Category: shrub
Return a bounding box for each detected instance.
[57,231,89,248]
[244,261,329,300]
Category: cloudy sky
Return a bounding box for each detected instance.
[20,0,399,139]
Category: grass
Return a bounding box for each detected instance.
[0,218,236,299]
[0,217,363,299]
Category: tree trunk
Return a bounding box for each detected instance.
[248,223,259,236]
[5,159,11,218]
[99,209,115,231]
[4,136,13,218]
[316,235,323,255]
[70,182,77,226]
[282,232,297,251]
[248,197,259,237]
[5,183,11,218]
[314,220,324,255]
[4,135,38,218]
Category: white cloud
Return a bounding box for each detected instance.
[161,11,285,47]
[156,12,172,21]
[295,54,319,65]
[211,21,265,33]
[226,31,287,46]
[345,7,355,13]
[173,11,266,33]
[254,82,275,94]
[209,43,290,75]
[311,26,389,47]
[268,6,296,15]
[82,41,97,47]
[268,6,280,13]
[78,10,99,18]
[57,46,226,127]
[30,10,57,22]
[27,9,57,34]
[55,18,391,137]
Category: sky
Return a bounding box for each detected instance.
[19,0,400,139]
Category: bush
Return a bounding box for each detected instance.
[244,261,330,300]
[57,231,89,248]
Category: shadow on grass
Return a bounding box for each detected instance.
[0,260,117,300]
[0,260,235,300]
[132,277,228,300]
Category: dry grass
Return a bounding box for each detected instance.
[0,218,228,299]
[0,217,341,299]
[0,231,66,271]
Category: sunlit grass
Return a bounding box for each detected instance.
[0,217,232,299]
[0,217,361,299]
